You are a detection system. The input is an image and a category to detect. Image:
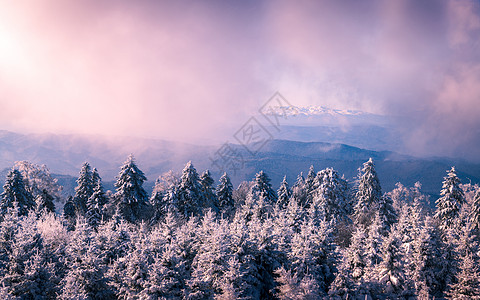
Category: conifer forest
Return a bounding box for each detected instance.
[1,156,479,299]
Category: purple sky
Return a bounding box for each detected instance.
[0,0,479,159]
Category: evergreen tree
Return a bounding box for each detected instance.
[34,189,56,215]
[304,165,316,205]
[150,171,180,224]
[86,168,107,228]
[250,170,277,205]
[471,187,480,230]
[199,170,217,210]
[14,161,62,204]
[114,155,149,223]
[446,254,480,299]
[277,176,292,209]
[292,172,307,206]
[435,167,465,232]
[410,216,443,298]
[377,230,405,297]
[310,168,350,223]
[177,161,204,218]
[216,172,234,217]
[353,158,382,228]
[377,194,397,233]
[63,196,76,231]
[1,169,35,217]
[74,162,94,217]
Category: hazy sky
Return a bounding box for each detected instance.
[0,0,479,159]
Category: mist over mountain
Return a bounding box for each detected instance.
[1,130,480,199]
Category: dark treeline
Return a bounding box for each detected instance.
[1,156,480,299]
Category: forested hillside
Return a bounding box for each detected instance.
[1,156,479,299]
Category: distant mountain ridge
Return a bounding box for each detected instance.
[1,130,479,199]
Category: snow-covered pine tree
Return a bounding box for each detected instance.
[14,161,62,204]
[377,194,397,234]
[353,158,382,228]
[0,169,35,217]
[250,170,277,206]
[410,216,443,298]
[310,168,350,224]
[288,219,336,295]
[274,267,320,299]
[62,196,75,230]
[292,172,307,206]
[177,161,204,218]
[471,187,480,230]
[86,168,107,228]
[149,170,180,224]
[376,230,405,297]
[446,253,480,299]
[199,170,217,211]
[435,167,465,232]
[73,162,94,217]
[277,176,292,209]
[216,172,234,217]
[114,155,149,223]
[34,189,56,215]
[304,165,316,205]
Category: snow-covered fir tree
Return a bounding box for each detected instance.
[249,170,277,206]
[14,161,62,203]
[86,168,108,228]
[1,169,35,217]
[435,167,465,232]
[292,172,307,206]
[353,158,382,228]
[149,170,180,224]
[309,168,350,224]
[304,165,316,205]
[216,172,234,217]
[34,189,56,215]
[114,155,149,223]
[277,175,292,209]
[471,187,480,230]
[177,161,204,218]
[73,162,94,217]
[446,253,480,299]
[199,170,217,211]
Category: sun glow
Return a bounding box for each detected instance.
[0,26,31,76]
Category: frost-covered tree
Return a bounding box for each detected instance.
[353,158,382,227]
[114,155,149,223]
[435,167,465,232]
[1,169,35,217]
[86,168,107,228]
[14,161,62,204]
[288,219,336,295]
[471,187,480,230]
[74,162,94,217]
[199,170,217,210]
[377,230,405,297]
[409,216,443,298]
[150,170,180,224]
[304,165,316,204]
[250,170,277,205]
[377,194,397,233]
[177,161,204,218]
[292,172,307,206]
[446,253,480,299]
[309,168,350,224]
[274,267,320,299]
[216,172,234,217]
[277,176,292,209]
[34,189,56,215]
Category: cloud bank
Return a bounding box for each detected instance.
[0,0,479,160]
